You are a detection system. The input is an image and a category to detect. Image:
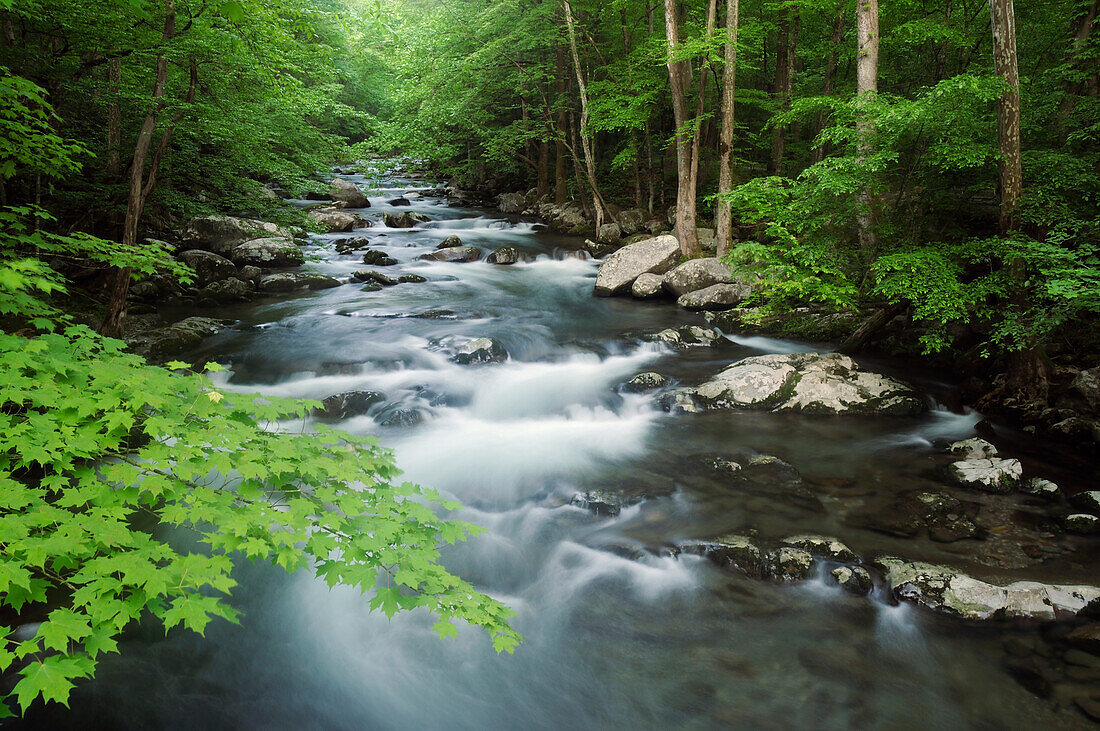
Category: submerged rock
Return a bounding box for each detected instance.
[622,372,670,393]
[877,557,1100,621]
[451,337,508,365]
[845,490,979,543]
[314,390,385,420]
[949,458,1022,493]
[780,535,858,563]
[832,566,873,595]
[570,490,638,517]
[230,238,305,268]
[399,274,427,284]
[593,235,681,296]
[378,408,424,427]
[690,352,923,416]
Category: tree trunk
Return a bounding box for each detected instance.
[664,0,703,256]
[854,0,879,264]
[810,0,846,165]
[555,46,570,205]
[563,0,610,231]
[715,0,740,257]
[107,57,122,179]
[769,11,795,175]
[991,0,1049,403]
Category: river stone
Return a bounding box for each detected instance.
[125,317,228,361]
[691,352,923,416]
[617,208,647,236]
[597,222,622,245]
[647,325,724,350]
[949,458,1022,493]
[378,408,424,427]
[361,283,383,292]
[420,247,482,263]
[677,282,754,311]
[1072,367,1100,411]
[623,372,670,393]
[878,557,1100,621]
[308,207,363,233]
[451,337,507,365]
[948,438,999,459]
[832,566,873,595]
[399,274,427,284]
[497,192,528,214]
[362,250,398,266]
[657,389,702,414]
[178,215,295,254]
[405,192,421,200]
[314,391,385,420]
[1066,513,1100,534]
[389,196,411,206]
[200,277,252,302]
[570,490,636,517]
[662,257,737,296]
[631,273,666,299]
[1021,477,1060,499]
[781,535,858,563]
[352,269,398,286]
[257,272,340,292]
[593,235,681,296]
[437,235,464,249]
[229,238,306,268]
[384,211,429,228]
[334,237,372,254]
[329,178,370,208]
[238,265,262,283]
[584,239,618,258]
[177,250,237,286]
[1070,490,1100,515]
[487,247,520,265]
[683,535,769,579]
[771,547,815,581]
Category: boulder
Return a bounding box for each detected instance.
[584,239,620,259]
[125,317,228,361]
[617,208,647,236]
[405,192,422,200]
[351,270,398,287]
[1021,478,1060,499]
[177,250,237,286]
[1072,367,1100,411]
[389,197,411,206]
[622,372,670,393]
[257,272,340,293]
[384,211,430,228]
[329,178,370,208]
[399,274,427,284]
[451,337,508,365]
[549,205,588,233]
[593,235,681,296]
[597,223,622,245]
[229,238,306,268]
[238,265,262,283]
[631,273,666,299]
[200,277,253,302]
[682,534,769,579]
[772,547,815,581]
[1070,490,1100,515]
[497,192,528,214]
[308,208,363,233]
[1066,514,1100,534]
[948,438,999,459]
[780,535,858,563]
[845,491,978,543]
[949,458,1022,493]
[486,247,520,265]
[878,557,1100,622]
[178,215,295,255]
[420,247,482,263]
[437,235,464,249]
[647,325,724,350]
[334,237,372,254]
[378,408,424,428]
[832,566,873,596]
[362,250,398,266]
[569,490,638,517]
[690,352,924,416]
[677,282,754,311]
[662,257,737,296]
[314,391,385,420]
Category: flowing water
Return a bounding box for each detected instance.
[22,176,1100,729]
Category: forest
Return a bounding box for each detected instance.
[2,0,1100,725]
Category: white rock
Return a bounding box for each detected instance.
[594,235,681,296]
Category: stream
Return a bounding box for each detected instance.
[22,174,1100,729]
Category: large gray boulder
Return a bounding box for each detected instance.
[230,238,306,268]
[384,211,430,228]
[177,250,237,287]
[497,192,528,214]
[200,277,253,302]
[257,272,340,292]
[594,235,681,296]
[689,352,924,415]
[307,207,364,233]
[677,282,754,311]
[646,325,725,350]
[878,558,1100,622]
[487,247,520,265]
[330,178,370,208]
[419,247,482,263]
[617,208,647,236]
[949,458,1022,493]
[663,257,737,296]
[597,222,622,245]
[178,215,295,255]
[631,273,666,299]
[1072,367,1100,411]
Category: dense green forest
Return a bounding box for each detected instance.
[2,0,1100,719]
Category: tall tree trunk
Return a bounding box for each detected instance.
[810,0,846,165]
[769,10,795,175]
[563,0,610,231]
[991,0,1048,403]
[715,0,740,256]
[555,46,570,205]
[107,57,122,179]
[854,0,879,264]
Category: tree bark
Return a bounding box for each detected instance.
[563,0,610,231]
[715,0,740,257]
[810,0,846,165]
[664,0,704,256]
[855,0,879,264]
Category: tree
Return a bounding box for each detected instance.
[715,0,740,256]
[855,0,879,263]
